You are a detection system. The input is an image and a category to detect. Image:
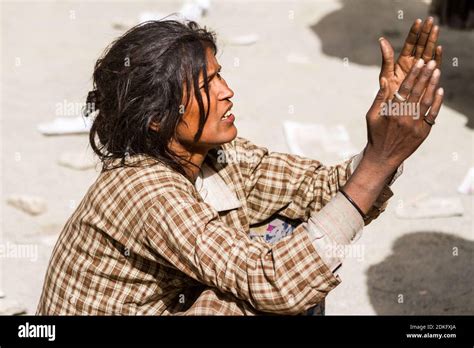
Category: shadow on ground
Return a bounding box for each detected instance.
[367,231,474,314]
[311,0,474,128]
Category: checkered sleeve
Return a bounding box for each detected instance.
[143,184,341,315]
[231,137,352,224]
[233,137,396,226]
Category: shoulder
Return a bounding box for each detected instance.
[94,155,197,209]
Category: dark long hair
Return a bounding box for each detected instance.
[84,20,217,178]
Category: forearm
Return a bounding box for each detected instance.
[305,149,401,273]
[342,151,398,215]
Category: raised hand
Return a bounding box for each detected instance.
[365,59,444,170]
[379,17,442,96]
[341,19,444,217]
[342,59,444,215]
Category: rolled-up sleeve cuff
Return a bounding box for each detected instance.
[305,192,365,272]
[309,191,364,244]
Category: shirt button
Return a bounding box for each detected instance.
[69,296,76,304]
[288,295,295,305]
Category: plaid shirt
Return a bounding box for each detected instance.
[36,137,393,315]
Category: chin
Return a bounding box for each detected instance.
[220,126,238,144]
[199,126,238,149]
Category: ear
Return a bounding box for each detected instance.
[149,121,160,132]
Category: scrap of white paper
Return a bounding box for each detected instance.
[283,120,358,164]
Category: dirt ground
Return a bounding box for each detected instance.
[1,0,473,315]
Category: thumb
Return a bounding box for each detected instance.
[367,77,390,119]
[379,77,391,101]
[379,37,395,77]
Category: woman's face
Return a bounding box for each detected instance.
[175,47,237,151]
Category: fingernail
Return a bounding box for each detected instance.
[416,18,422,23]
[432,69,440,78]
[378,37,384,41]
[437,88,444,95]
[416,59,424,67]
[428,16,434,21]
[427,60,436,69]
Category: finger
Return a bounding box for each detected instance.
[420,68,441,116]
[400,18,422,57]
[422,87,444,132]
[414,17,434,60]
[367,77,390,119]
[379,37,395,77]
[408,60,437,103]
[397,58,425,100]
[422,25,439,61]
[434,45,443,68]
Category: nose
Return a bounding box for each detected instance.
[218,79,234,101]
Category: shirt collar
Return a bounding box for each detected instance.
[103,153,242,212]
[195,162,242,212]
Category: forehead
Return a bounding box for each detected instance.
[204,46,219,71]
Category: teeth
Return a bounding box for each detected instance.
[222,110,232,119]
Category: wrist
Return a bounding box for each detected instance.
[361,147,400,180]
[344,153,395,214]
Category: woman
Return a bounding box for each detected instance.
[37,19,443,315]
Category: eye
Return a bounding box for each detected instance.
[199,72,223,89]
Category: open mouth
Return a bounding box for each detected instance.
[221,105,233,120]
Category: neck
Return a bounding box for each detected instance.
[169,139,209,184]
[183,152,207,184]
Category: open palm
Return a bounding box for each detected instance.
[379,17,442,95]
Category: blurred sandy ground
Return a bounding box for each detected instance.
[1,0,473,314]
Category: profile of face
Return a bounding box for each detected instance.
[174,47,237,152]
